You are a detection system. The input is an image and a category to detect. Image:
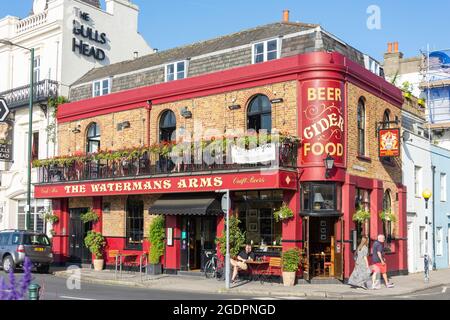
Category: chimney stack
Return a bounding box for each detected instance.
[283,10,290,22]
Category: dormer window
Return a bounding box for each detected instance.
[252,38,280,64]
[93,78,111,97]
[165,61,187,82]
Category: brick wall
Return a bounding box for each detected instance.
[347,82,402,229]
[58,108,149,156]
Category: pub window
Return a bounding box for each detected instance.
[382,109,391,129]
[247,95,272,133]
[383,189,392,212]
[357,98,366,156]
[159,110,176,142]
[126,197,144,249]
[301,182,342,213]
[355,188,371,241]
[252,38,280,64]
[92,78,111,97]
[32,131,39,161]
[165,61,187,82]
[235,190,283,250]
[86,123,101,153]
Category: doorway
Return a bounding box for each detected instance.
[69,208,93,264]
[303,216,343,280]
[407,221,415,273]
[180,216,217,271]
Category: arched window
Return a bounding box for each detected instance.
[357,98,366,156]
[383,189,392,212]
[159,110,176,142]
[86,123,100,153]
[247,95,272,133]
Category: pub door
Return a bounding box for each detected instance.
[69,208,93,264]
[180,216,216,271]
[334,217,344,281]
[302,216,311,281]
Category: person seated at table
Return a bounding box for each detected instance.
[230,244,255,283]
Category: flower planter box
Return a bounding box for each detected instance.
[147,263,162,275]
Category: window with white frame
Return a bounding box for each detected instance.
[414,166,422,197]
[252,38,280,64]
[17,199,46,233]
[165,61,186,82]
[440,173,447,201]
[92,78,111,97]
[34,56,41,82]
[436,227,443,256]
[419,226,426,257]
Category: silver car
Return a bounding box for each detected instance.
[0,230,53,273]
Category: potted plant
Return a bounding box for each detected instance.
[273,203,294,223]
[216,215,246,259]
[43,211,59,225]
[402,81,413,100]
[84,231,106,271]
[418,98,426,108]
[281,248,300,287]
[148,215,165,275]
[352,206,371,236]
[379,210,397,241]
[80,209,99,224]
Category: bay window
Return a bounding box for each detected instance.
[301,183,342,214]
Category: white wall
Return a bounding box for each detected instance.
[402,126,433,273]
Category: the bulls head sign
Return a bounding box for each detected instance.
[301,80,345,166]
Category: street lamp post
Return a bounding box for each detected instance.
[0,39,34,231]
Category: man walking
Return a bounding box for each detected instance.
[371,234,395,289]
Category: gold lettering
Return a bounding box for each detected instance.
[177,179,187,188]
[115,183,123,192]
[163,180,171,189]
[213,177,223,187]
[133,182,143,190]
[123,183,132,191]
[144,182,152,190]
[189,178,199,188]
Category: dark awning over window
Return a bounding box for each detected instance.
[148,193,223,216]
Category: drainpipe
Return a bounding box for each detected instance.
[431,165,437,270]
[146,100,152,147]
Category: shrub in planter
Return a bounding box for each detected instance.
[216,215,246,259]
[148,215,165,275]
[84,231,106,271]
[282,248,300,287]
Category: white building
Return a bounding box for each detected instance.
[401,104,433,273]
[0,0,152,232]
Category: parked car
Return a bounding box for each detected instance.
[0,230,53,273]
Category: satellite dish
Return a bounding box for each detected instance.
[33,0,47,14]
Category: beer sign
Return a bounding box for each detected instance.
[379,128,400,157]
[301,80,345,166]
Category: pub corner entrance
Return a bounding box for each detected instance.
[302,215,344,281]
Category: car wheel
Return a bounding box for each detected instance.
[2,255,15,273]
[37,264,50,274]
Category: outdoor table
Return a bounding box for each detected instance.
[246,260,269,282]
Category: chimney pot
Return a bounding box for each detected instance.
[394,42,399,53]
[283,10,290,22]
[387,42,393,53]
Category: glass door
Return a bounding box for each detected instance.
[302,216,310,281]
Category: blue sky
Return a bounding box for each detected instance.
[2,0,449,61]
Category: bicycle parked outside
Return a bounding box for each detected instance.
[204,250,225,281]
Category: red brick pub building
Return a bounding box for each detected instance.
[34,51,407,281]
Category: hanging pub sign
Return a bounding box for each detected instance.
[301,80,345,166]
[0,120,14,161]
[379,128,400,157]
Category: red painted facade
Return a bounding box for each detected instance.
[37,51,407,280]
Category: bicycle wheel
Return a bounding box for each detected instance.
[215,259,225,281]
[204,260,215,279]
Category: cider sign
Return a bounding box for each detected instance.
[301,80,345,166]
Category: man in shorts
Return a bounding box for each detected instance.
[371,234,394,289]
[230,244,255,283]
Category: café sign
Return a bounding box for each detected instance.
[301,80,345,166]
[379,128,400,157]
[72,9,107,61]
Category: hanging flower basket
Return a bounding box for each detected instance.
[273,203,294,223]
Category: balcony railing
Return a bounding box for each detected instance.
[0,79,59,109]
[35,140,299,184]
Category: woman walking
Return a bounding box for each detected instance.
[348,236,371,289]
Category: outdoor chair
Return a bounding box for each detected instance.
[259,257,282,285]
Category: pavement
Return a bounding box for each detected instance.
[53,266,450,299]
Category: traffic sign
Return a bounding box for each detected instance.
[0,98,10,122]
